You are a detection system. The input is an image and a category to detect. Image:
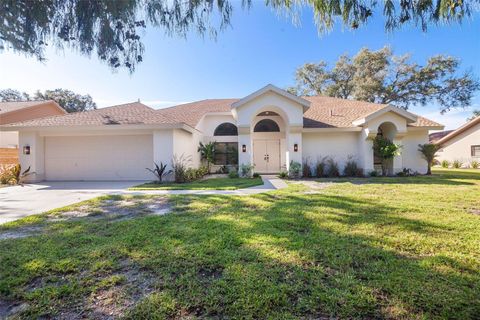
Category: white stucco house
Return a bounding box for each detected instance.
[1,85,443,182]
[432,115,480,166]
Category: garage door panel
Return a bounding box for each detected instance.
[45,135,153,180]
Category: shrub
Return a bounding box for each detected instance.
[471,160,479,169]
[252,172,260,178]
[239,163,255,178]
[228,168,239,178]
[0,164,32,185]
[172,154,192,183]
[288,161,302,179]
[452,160,462,169]
[441,160,450,168]
[302,159,312,178]
[326,158,340,177]
[278,171,288,179]
[343,158,362,177]
[146,162,171,183]
[373,136,402,176]
[369,170,379,177]
[315,157,327,178]
[396,168,416,177]
[197,141,215,173]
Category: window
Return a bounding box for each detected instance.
[472,145,480,157]
[214,123,238,136]
[214,142,238,165]
[254,119,280,132]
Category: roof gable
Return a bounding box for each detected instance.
[0,100,66,115]
[436,115,480,145]
[352,105,417,126]
[231,84,310,110]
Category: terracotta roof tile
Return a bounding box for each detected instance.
[4,102,175,127]
[3,96,442,129]
[156,99,237,127]
[0,100,55,114]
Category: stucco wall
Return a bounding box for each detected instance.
[436,123,480,165]
[302,132,359,174]
[173,129,200,168]
[402,130,429,174]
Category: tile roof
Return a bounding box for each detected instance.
[429,130,454,143]
[158,96,442,129]
[0,100,55,114]
[4,96,442,129]
[3,102,175,127]
[155,99,237,127]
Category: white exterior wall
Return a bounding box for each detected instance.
[402,130,429,174]
[0,131,19,148]
[302,132,359,174]
[19,131,45,182]
[173,129,200,168]
[436,123,480,165]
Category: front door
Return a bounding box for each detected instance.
[253,140,280,173]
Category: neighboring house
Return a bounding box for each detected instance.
[0,100,66,148]
[434,116,480,166]
[1,85,443,182]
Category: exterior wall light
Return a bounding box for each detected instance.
[294,144,298,152]
[242,144,247,152]
[23,145,31,155]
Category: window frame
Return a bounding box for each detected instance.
[253,119,280,132]
[472,145,480,157]
[213,142,238,166]
[213,123,238,136]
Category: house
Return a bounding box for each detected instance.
[1,85,443,182]
[0,100,66,165]
[433,116,480,166]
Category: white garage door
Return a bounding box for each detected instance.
[45,135,153,181]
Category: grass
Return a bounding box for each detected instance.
[130,177,263,190]
[1,169,479,318]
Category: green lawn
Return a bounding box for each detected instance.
[1,169,479,319]
[130,177,263,190]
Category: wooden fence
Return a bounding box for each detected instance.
[0,148,19,166]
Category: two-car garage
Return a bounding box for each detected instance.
[44,135,153,181]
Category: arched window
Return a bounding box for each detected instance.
[254,119,280,132]
[214,123,238,136]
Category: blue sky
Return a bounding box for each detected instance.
[0,3,479,129]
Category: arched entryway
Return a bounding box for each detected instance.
[373,122,397,175]
[251,111,286,173]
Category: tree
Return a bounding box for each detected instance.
[1,1,477,73]
[372,136,401,176]
[418,143,441,175]
[0,89,30,102]
[467,110,480,121]
[197,141,216,173]
[289,47,480,113]
[0,88,96,113]
[34,89,96,113]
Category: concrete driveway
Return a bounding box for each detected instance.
[0,181,143,225]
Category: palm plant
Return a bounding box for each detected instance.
[418,143,441,175]
[146,162,171,183]
[197,141,215,173]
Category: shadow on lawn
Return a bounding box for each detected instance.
[1,189,479,319]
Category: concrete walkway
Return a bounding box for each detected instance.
[0,176,287,224]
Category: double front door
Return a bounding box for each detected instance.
[253,140,280,173]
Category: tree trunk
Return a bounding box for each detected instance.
[426,164,432,175]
